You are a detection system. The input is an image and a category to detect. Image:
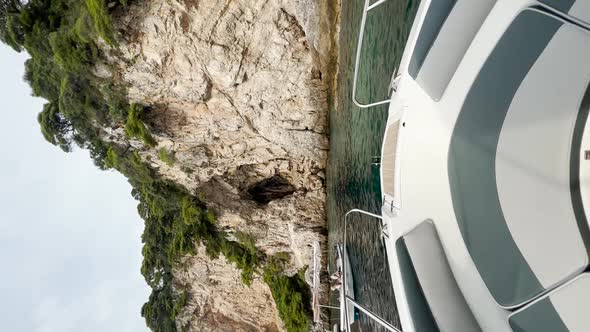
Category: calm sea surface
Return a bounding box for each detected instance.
[327,0,420,330]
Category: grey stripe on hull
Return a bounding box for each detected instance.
[447,10,562,307]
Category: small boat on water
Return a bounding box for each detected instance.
[344,0,590,331]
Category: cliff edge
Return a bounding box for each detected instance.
[99,0,338,330]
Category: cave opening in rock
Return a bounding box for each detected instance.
[247,175,296,204]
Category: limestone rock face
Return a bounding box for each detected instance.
[174,247,283,332]
[104,0,337,329]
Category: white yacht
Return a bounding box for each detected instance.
[341,0,590,331]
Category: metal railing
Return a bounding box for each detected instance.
[352,0,399,108]
[342,209,402,332]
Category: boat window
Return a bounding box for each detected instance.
[409,0,496,101]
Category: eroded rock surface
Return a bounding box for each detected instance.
[103,0,338,329]
[174,246,283,332]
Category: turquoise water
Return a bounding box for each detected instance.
[327,0,420,330]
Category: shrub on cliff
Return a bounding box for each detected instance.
[126,104,157,147]
[170,291,188,321]
[264,257,312,332]
[0,0,25,51]
[37,102,73,152]
[84,0,116,45]
[158,148,176,166]
[141,283,178,332]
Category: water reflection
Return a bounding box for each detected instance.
[327,0,421,330]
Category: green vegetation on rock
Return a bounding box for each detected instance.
[264,256,312,332]
[126,104,156,147]
[84,0,116,46]
[158,148,176,166]
[105,146,264,331]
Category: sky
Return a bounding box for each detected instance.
[0,45,150,331]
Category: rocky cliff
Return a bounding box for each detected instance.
[173,246,284,332]
[101,0,338,330]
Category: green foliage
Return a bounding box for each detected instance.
[0,0,25,51]
[49,29,96,72]
[10,0,127,155]
[141,283,177,332]
[264,258,311,332]
[158,148,175,166]
[125,104,156,147]
[204,210,215,224]
[4,12,24,50]
[0,1,313,331]
[103,146,265,329]
[73,11,93,43]
[221,237,258,285]
[171,291,187,321]
[101,82,128,120]
[104,146,119,169]
[180,196,200,225]
[235,231,257,257]
[273,251,292,263]
[37,102,73,152]
[84,0,116,45]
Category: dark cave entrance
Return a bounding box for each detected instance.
[247,175,295,204]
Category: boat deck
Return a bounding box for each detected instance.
[377,0,590,331]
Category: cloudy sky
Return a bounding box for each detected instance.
[0,45,150,331]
